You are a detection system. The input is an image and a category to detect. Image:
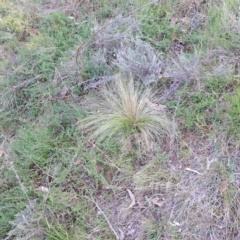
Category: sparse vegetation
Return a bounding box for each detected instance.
[0,0,240,239]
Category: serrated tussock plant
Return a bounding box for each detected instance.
[82,75,173,150]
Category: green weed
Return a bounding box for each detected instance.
[11,125,55,182]
[1,0,240,239]
[0,166,27,238]
[138,1,177,51]
[81,52,110,80]
[0,10,92,118]
[203,0,240,50]
[227,87,240,135]
[40,13,91,62]
[175,92,216,130]
[173,75,235,131]
[46,223,75,240]
[0,1,27,34]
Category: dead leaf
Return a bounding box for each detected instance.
[171,17,179,24]
[181,17,191,24]
[0,150,4,157]
[177,228,182,233]
[127,189,136,209]
[146,99,167,111]
[151,197,165,207]
[60,86,70,96]
[118,228,125,240]
[169,221,181,227]
[36,186,49,193]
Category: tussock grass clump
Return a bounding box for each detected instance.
[83,75,173,149]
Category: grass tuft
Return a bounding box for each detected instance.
[82,75,173,150]
[1,0,240,238]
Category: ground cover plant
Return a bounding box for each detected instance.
[0,0,240,239]
[82,74,173,150]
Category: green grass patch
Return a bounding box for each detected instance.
[227,87,240,136]
[138,1,177,51]
[1,0,240,239]
[0,166,27,239]
[203,0,240,50]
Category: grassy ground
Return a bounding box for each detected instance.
[0,0,240,239]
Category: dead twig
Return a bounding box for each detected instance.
[84,196,120,240]
[73,0,83,16]
[9,161,35,209]
[127,189,136,209]
[32,160,55,179]
[12,75,42,90]
[2,135,35,210]
[84,76,115,91]
[87,141,123,172]
[172,52,193,80]
[118,227,125,240]
[186,167,203,175]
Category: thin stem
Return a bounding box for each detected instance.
[84,196,120,240]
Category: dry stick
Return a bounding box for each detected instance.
[2,135,34,210]
[84,196,120,240]
[118,228,125,240]
[158,52,193,103]
[75,0,159,65]
[169,89,187,171]
[9,161,34,209]
[172,52,192,80]
[186,167,203,175]
[73,0,84,15]
[164,52,194,162]
[84,76,115,91]
[168,52,196,156]
[126,188,136,209]
[89,141,123,172]
[32,160,55,179]
[12,75,42,90]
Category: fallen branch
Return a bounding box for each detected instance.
[186,167,203,175]
[84,76,115,91]
[32,160,55,179]
[157,80,185,103]
[172,52,193,80]
[12,75,42,90]
[127,189,136,209]
[118,227,125,240]
[9,161,35,209]
[85,196,120,240]
[2,134,35,210]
